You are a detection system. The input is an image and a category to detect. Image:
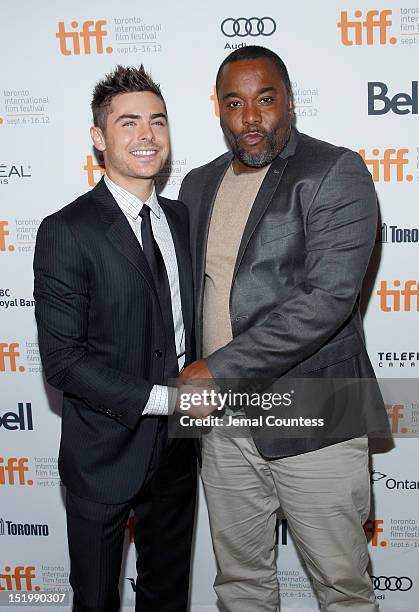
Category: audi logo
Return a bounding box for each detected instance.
[371,576,413,592]
[221,17,277,38]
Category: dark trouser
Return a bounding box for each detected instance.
[66,426,196,612]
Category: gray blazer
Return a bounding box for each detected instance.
[179,127,389,458]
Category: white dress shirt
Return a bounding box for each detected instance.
[104,174,184,415]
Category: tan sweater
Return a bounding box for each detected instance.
[202,164,269,358]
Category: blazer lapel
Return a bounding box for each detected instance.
[160,199,193,362]
[232,155,288,285]
[92,178,156,294]
[232,128,300,284]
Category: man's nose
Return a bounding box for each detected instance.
[136,122,154,141]
[242,102,262,126]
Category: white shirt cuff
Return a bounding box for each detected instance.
[142,384,177,415]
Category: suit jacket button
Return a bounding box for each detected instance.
[154,349,163,358]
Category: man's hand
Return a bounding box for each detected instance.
[179,358,213,381]
[174,378,221,418]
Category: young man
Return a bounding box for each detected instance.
[34,65,197,612]
[179,47,389,611]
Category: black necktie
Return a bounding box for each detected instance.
[139,204,177,366]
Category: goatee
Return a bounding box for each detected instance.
[222,120,291,168]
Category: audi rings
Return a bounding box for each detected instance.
[221,17,277,38]
[371,576,413,591]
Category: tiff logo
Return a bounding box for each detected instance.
[359,149,413,182]
[364,519,387,547]
[0,566,39,591]
[84,155,105,187]
[56,20,113,55]
[0,343,25,372]
[385,404,408,434]
[0,221,14,252]
[0,458,33,486]
[377,280,419,312]
[338,10,396,46]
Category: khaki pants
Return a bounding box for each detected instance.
[201,430,377,612]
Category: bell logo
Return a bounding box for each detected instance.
[368,82,418,116]
[0,222,14,252]
[364,519,387,546]
[0,566,39,591]
[0,402,33,431]
[0,458,33,486]
[338,10,396,46]
[56,20,113,56]
[210,85,220,118]
[84,155,105,187]
[377,280,419,312]
[0,343,25,372]
[359,149,413,182]
[385,404,408,434]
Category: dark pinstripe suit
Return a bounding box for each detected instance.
[33,178,196,611]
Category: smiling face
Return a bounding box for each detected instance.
[90,91,169,199]
[217,58,293,173]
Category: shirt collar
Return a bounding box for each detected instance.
[104,174,161,220]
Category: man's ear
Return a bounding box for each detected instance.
[90,126,106,152]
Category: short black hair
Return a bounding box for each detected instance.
[91,65,165,131]
[216,46,291,96]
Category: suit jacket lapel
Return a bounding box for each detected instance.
[160,199,193,362]
[232,128,300,284]
[232,155,288,284]
[92,178,156,294]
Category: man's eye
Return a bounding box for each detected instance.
[122,121,135,127]
[152,121,166,127]
[260,97,274,104]
[227,101,241,109]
